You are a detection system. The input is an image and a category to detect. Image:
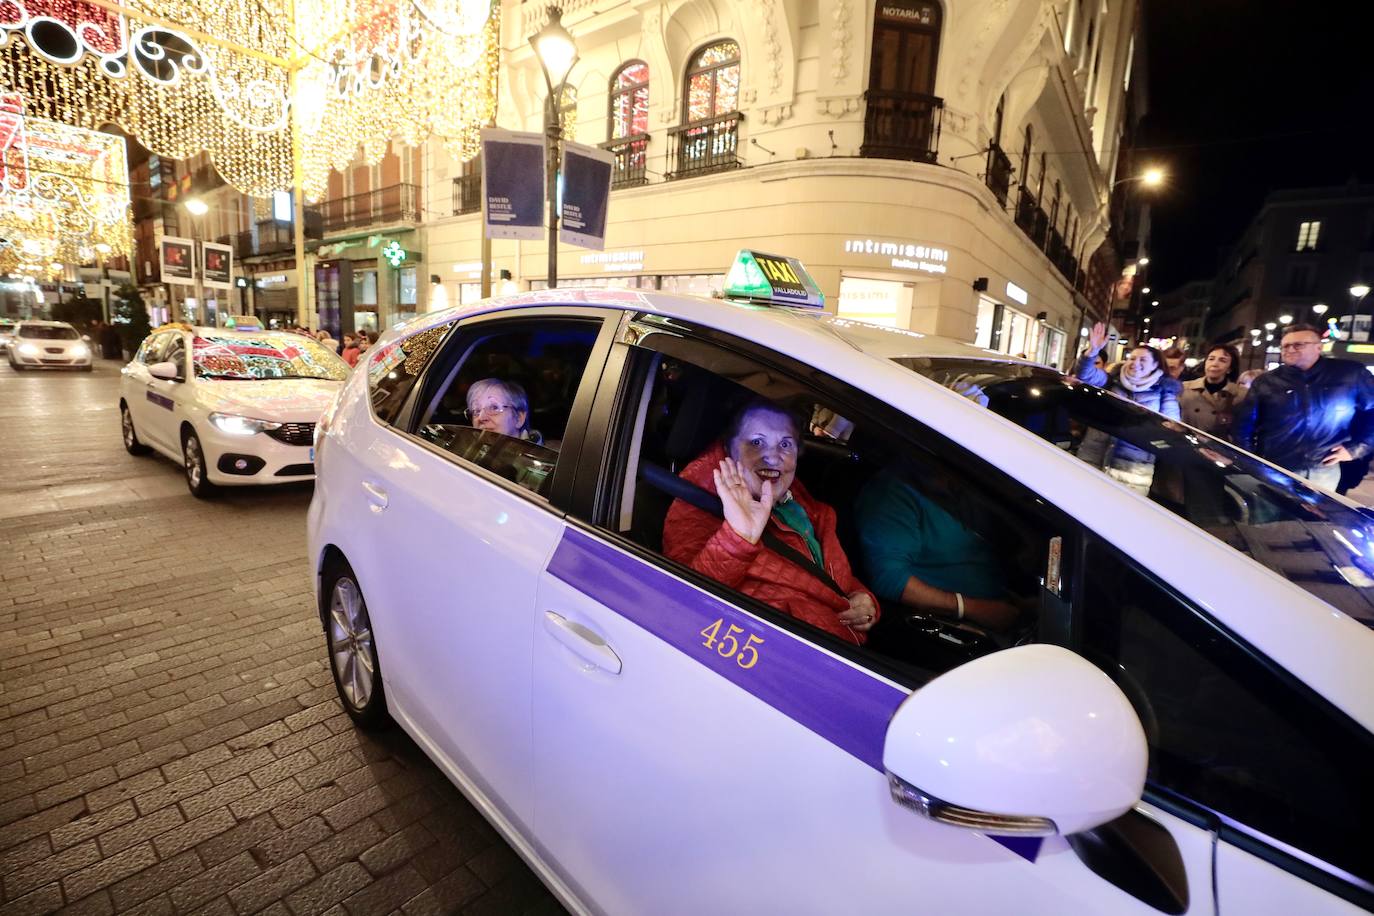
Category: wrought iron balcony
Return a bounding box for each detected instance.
[1046,228,1065,264]
[602,133,650,189]
[860,90,943,163]
[667,113,742,180]
[452,174,481,215]
[319,183,421,232]
[1015,186,1049,249]
[235,212,322,257]
[985,143,1013,207]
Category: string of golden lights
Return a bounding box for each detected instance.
[0,0,498,200]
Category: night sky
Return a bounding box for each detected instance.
[1141,0,1374,292]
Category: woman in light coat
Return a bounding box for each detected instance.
[1179,344,1246,440]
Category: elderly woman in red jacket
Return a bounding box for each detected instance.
[663,398,880,645]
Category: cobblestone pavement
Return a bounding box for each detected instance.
[0,360,562,916]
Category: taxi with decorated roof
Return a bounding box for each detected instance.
[306,251,1374,914]
[119,322,350,497]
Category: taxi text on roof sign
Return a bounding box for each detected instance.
[724,250,826,309]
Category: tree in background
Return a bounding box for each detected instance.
[51,295,103,330]
[112,284,153,356]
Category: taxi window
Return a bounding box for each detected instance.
[137,332,171,364]
[412,320,601,498]
[595,321,1069,680]
[898,357,1374,622]
[1082,539,1374,889]
[368,321,457,425]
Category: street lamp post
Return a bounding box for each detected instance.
[530,8,578,291]
[1349,283,1372,342]
[184,197,209,325]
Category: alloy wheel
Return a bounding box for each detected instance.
[184,434,202,488]
[328,576,375,710]
[122,408,135,449]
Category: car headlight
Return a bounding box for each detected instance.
[209,412,283,436]
[70,344,90,358]
[17,343,39,357]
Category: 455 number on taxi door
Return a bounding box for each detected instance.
[700,619,764,669]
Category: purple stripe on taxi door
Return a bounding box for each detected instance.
[546,526,909,771]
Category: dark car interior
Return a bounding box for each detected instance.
[622,351,1048,674]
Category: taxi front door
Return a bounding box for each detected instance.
[527,526,1206,914]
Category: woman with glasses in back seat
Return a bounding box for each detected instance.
[662,397,880,646]
[465,378,544,445]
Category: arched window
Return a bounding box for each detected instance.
[684,40,740,123]
[558,86,578,140]
[1020,125,1033,187]
[609,61,649,139]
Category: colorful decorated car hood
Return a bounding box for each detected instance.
[193,377,342,423]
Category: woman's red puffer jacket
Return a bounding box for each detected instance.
[662,442,878,645]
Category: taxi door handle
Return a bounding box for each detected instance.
[542,611,622,675]
[361,481,388,512]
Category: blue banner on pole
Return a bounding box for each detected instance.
[481,128,546,242]
[559,140,614,251]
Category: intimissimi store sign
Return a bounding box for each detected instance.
[877,0,939,25]
[843,238,950,275]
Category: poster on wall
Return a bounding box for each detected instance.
[202,242,233,289]
[481,128,545,241]
[559,140,614,251]
[160,237,195,285]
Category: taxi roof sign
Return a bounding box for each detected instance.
[723,250,825,309]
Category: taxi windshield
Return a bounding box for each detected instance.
[20,325,79,340]
[897,357,1374,624]
[192,334,348,381]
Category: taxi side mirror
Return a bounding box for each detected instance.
[883,644,1147,836]
[148,360,180,381]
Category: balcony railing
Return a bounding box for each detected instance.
[667,113,742,180]
[603,133,650,189]
[319,183,421,232]
[985,143,1013,207]
[860,90,943,163]
[452,174,481,215]
[1046,228,1065,264]
[233,212,322,258]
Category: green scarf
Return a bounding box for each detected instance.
[771,496,824,567]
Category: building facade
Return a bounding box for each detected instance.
[1208,184,1374,369]
[1149,279,1212,357]
[419,0,1147,369]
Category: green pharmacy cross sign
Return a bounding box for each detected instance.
[382,240,408,268]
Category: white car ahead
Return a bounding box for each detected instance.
[120,323,349,497]
[8,319,92,370]
[308,266,1374,914]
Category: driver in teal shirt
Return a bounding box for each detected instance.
[854,467,1022,630]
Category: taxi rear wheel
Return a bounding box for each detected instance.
[181,428,218,498]
[121,403,151,455]
[323,560,390,729]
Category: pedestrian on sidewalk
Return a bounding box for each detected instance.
[1179,343,1246,439]
[1074,322,1181,494]
[1234,323,1374,491]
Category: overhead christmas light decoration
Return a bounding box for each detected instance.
[0,0,498,199]
[0,91,133,280]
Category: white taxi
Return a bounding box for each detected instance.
[7,319,93,370]
[307,252,1374,914]
[120,323,349,497]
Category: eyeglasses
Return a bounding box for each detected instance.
[465,404,516,419]
[1279,341,1320,351]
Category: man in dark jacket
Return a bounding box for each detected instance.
[1234,323,1374,490]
